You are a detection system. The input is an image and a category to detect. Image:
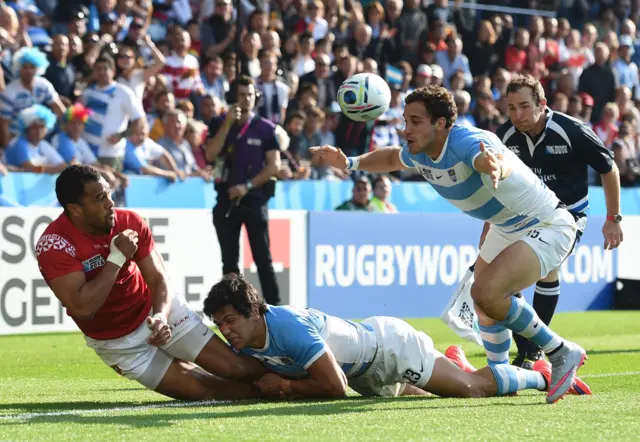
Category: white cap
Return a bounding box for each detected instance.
[430,64,444,79]
[416,64,432,77]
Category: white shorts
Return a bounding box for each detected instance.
[348,316,443,397]
[479,208,577,279]
[84,295,214,390]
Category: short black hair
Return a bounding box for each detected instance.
[94,55,115,71]
[55,164,103,210]
[203,274,268,320]
[506,74,546,105]
[405,85,458,128]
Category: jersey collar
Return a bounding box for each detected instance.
[432,126,452,163]
[252,309,271,353]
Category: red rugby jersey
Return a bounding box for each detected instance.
[36,209,154,340]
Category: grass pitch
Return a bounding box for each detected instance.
[1,311,639,441]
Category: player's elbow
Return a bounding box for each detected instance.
[68,305,97,321]
[324,373,348,398]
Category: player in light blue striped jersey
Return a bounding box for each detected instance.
[204,274,551,400]
[310,85,587,404]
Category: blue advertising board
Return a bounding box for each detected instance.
[307,212,617,318]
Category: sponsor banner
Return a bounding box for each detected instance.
[307,212,618,318]
[0,208,307,335]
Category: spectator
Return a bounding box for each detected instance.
[200,0,235,58]
[44,35,76,104]
[257,50,289,125]
[0,47,66,147]
[116,35,167,102]
[611,121,640,186]
[53,103,125,189]
[149,91,176,141]
[299,53,336,111]
[454,90,475,128]
[200,55,227,105]
[239,30,262,79]
[613,35,640,101]
[81,55,144,174]
[158,109,206,179]
[335,176,373,211]
[593,102,620,147]
[162,28,204,101]
[579,42,617,123]
[123,118,182,181]
[292,32,315,77]
[370,175,397,213]
[4,105,66,173]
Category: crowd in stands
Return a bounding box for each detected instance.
[2,0,640,199]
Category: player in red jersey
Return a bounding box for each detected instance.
[36,164,266,400]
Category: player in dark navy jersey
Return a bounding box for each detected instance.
[491,74,624,368]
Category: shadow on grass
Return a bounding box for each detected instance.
[1,396,545,427]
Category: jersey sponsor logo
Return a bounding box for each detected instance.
[35,234,76,257]
[546,145,569,155]
[82,254,105,272]
[531,168,557,182]
[507,145,521,154]
[416,165,433,181]
[247,138,262,146]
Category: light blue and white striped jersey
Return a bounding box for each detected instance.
[399,124,560,233]
[239,306,378,379]
[0,77,57,135]
[81,82,145,159]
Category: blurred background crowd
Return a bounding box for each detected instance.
[2,0,640,212]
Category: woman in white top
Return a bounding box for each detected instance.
[116,35,166,102]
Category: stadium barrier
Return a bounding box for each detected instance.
[1,207,637,336]
[3,173,640,214]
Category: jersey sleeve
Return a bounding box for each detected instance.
[42,78,59,104]
[124,141,148,173]
[399,144,416,168]
[36,234,84,281]
[280,318,328,369]
[127,211,155,262]
[5,138,31,166]
[54,134,77,163]
[263,125,279,152]
[122,87,145,121]
[573,123,614,174]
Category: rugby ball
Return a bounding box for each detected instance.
[337,73,391,122]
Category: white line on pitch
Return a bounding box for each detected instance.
[0,399,228,421]
[580,371,640,379]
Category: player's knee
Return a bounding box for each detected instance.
[470,279,496,309]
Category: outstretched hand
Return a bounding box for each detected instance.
[309,145,348,170]
[479,142,503,190]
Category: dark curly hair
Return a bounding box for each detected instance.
[405,85,458,129]
[55,164,103,211]
[203,274,268,320]
[506,74,546,105]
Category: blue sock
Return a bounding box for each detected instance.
[499,295,563,354]
[479,323,511,366]
[489,364,547,395]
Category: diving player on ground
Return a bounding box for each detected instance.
[36,164,266,400]
[204,274,556,399]
[310,85,586,403]
[493,74,622,368]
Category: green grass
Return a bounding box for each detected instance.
[1,311,640,441]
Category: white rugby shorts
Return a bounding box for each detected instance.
[348,316,443,397]
[479,207,578,279]
[84,295,214,389]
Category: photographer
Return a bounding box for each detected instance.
[204,75,282,305]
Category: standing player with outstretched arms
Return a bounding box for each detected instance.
[492,74,623,369]
[310,85,585,404]
[36,165,266,400]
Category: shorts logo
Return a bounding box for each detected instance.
[546,145,568,154]
[448,169,458,182]
[36,234,76,257]
[111,365,124,376]
[82,254,106,272]
[172,315,189,329]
